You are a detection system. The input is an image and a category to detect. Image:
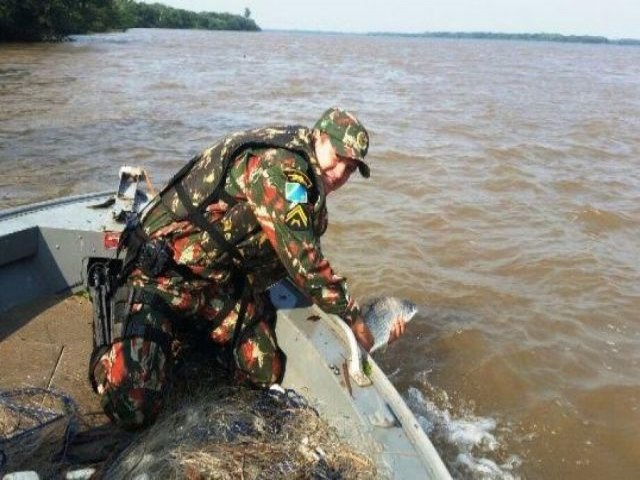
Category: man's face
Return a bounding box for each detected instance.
[315,133,360,194]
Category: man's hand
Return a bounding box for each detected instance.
[351,319,374,352]
[387,316,407,344]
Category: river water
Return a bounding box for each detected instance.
[1,29,639,479]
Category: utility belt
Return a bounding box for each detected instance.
[116,218,199,283]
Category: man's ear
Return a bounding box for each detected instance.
[313,129,329,142]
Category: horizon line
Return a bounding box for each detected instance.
[261,28,640,42]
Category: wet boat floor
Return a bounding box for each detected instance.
[0,294,237,473]
[0,294,102,419]
[0,294,131,471]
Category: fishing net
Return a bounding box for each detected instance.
[1,350,381,478]
[1,384,380,478]
[0,387,77,474]
[104,386,380,479]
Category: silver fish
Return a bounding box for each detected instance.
[362,297,418,353]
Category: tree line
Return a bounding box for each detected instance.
[0,1,260,42]
[370,31,640,46]
[421,31,640,45]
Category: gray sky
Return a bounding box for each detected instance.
[141,0,640,39]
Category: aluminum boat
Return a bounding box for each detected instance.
[0,168,450,479]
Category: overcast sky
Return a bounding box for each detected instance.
[141,0,640,39]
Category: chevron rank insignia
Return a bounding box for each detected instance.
[285,182,308,204]
[284,168,312,188]
[285,204,310,230]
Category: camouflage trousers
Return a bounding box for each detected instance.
[92,276,285,430]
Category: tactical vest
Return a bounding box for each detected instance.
[146,126,326,266]
[106,126,329,373]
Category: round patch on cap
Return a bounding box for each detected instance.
[356,131,368,150]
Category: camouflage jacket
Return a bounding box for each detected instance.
[139,127,362,325]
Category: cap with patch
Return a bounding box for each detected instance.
[314,107,371,178]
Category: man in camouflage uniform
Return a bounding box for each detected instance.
[90,107,406,429]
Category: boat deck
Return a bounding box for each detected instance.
[0,294,103,422]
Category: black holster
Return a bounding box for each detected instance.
[136,238,173,278]
[118,217,171,281]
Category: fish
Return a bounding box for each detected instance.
[362,297,418,353]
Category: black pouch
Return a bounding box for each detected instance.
[137,238,173,278]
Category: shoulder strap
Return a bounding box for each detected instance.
[154,126,319,268]
[173,182,244,265]
[162,126,314,215]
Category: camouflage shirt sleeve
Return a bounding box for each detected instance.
[241,149,362,326]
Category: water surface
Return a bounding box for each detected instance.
[1,29,639,479]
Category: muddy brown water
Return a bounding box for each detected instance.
[1,29,639,479]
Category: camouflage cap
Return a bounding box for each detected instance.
[314,107,370,178]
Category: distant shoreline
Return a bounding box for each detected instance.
[0,1,259,42]
[266,29,640,46]
[369,31,640,46]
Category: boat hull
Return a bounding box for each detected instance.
[0,193,451,479]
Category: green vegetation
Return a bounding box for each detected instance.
[362,359,373,378]
[0,0,260,42]
[0,0,124,41]
[123,1,259,32]
[370,31,640,46]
